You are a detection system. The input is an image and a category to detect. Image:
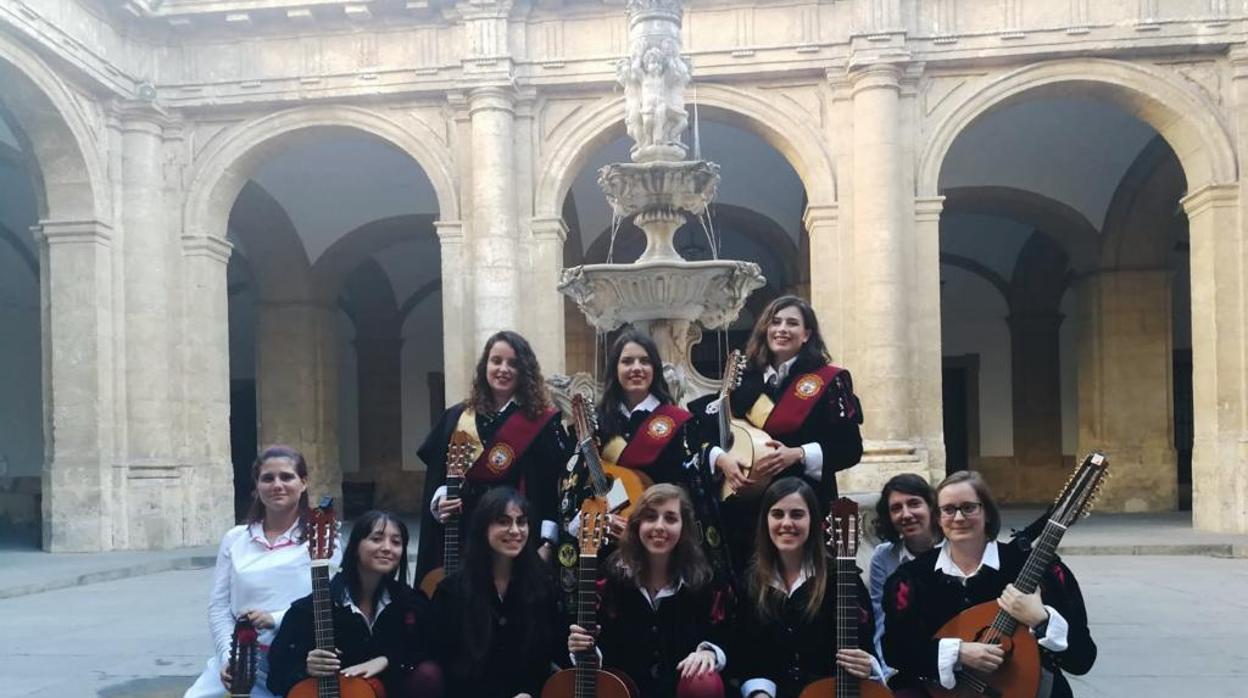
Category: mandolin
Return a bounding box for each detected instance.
[420,431,474,598]
[798,497,894,698]
[225,616,259,698]
[928,451,1109,698]
[287,497,385,698]
[716,350,776,501]
[571,393,652,519]
[541,504,639,698]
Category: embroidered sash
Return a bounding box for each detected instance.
[454,406,558,483]
[745,364,845,436]
[600,405,691,469]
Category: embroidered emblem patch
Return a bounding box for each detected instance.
[794,374,824,400]
[486,443,515,473]
[558,542,578,568]
[705,525,722,548]
[646,415,675,440]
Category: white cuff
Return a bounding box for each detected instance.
[541,520,558,544]
[1034,605,1069,653]
[430,485,448,520]
[868,654,885,682]
[696,641,727,672]
[801,442,823,480]
[708,446,726,472]
[740,678,776,698]
[937,637,962,689]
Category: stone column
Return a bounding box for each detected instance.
[803,204,843,358]
[353,327,421,513]
[255,300,341,503]
[469,86,520,350]
[1182,184,1247,531]
[530,216,569,373]
[1009,311,1067,496]
[1074,270,1177,511]
[435,220,471,402]
[37,219,117,552]
[180,233,235,543]
[914,197,947,483]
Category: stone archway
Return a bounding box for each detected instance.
[925,58,1244,527]
[0,37,112,551]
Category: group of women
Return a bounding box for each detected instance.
[185,294,1096,698]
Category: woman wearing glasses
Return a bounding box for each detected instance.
[880,471,1096,698]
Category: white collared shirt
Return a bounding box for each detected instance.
[763,356,799,387]
[933,541,1070,690]
[619,393,662,418]
[342,586,392,633]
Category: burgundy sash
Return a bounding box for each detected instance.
[466,407,558,483]
[762,364,845,436]
[615,405,691,469]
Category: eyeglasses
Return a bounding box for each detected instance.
[938,502,983,518]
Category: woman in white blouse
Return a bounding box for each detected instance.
[184,445,342,698]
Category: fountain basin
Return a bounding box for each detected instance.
[598,160,720,219]
[559,259,765,331]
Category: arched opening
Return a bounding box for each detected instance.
[217,129,442,516]
[559,116,809,381]
[936,92,1192,509]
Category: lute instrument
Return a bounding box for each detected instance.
[798,497,893,698]
[571,393,652,519]
[928,451,1109,698]
[419,431,474,598]
[542,504,639,698]
[287,497,385,698]
[716,350,776,500]
[224,616,259,698]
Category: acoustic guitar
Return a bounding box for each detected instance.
[541,503,639,698]
[287,497,385,698]
[571,393,652,519]
[224,616,259,698]
[798,497,893,698]
[928,451,1109,698]
[419,431,474,598]
[716,350,776,501]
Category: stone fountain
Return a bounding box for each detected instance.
[558,0,765,403]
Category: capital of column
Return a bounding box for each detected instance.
[106,99,174,136]
[530,216,568,242]
[434,219,465,243]
[915,196,946,223]
[181,233,233,264]
[1181,182,1239,218]
[35,219,114,246]
[468,85,518,115]
[848,62,904,94]
[801,203,839,232]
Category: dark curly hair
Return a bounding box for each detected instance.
[468,330,552,420]
[874,473,941,544]
[597,329,675,441]
[745,295,831,371]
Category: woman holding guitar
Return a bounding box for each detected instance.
[732,478,881,698]
[696,296,864,580]
[567,483,729,698]
[185,446,340,698]
[429,487,563,698]
[416,330,570,586]
[882,471,1096,698]
[267,511,441,698]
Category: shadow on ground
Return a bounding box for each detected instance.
[99,676,194,697]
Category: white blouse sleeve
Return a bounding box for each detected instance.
[208,526,245,662]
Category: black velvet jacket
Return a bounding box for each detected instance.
[882,542,1096,698]
[266,575,432,697]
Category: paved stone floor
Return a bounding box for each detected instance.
[0,555,1244,697]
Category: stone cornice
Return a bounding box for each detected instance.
[0,0,140,97]
[1180,182,1240,218]
[180,233,233,263]
[529,215,568,242]
[35,219,114,246]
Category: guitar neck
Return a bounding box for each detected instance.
[834,556,862,698]
[574,553,601,698]
[444,476,462,575]
[310,563,340,698]
[990,519,1067,636]
[715,396,731,449]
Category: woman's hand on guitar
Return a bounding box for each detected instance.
[606,514,626,541]
[341,656,388,678]
[306,648,341,677]
[998,583,1049,628]
[958,642,1005,674]
[242,609,275,630]
[568,624,597,654]
[754,442,803,478]
[675,649,717,678]
[436,496,463,523]
[715,453,750,494]
[835,648,874,679]
[218,663,233,690]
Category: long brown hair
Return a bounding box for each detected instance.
[747,478,827,623]
[597,329,675,441]
[244,444,311,538]
[744,295,831,371]
[467,330,552,420]
[606,483,712,591]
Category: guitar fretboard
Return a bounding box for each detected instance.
[310,562,340,698]
[573,553,601,698]
[835,555,861,698]
[445,475,462,576]
[988,520,1066,638]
